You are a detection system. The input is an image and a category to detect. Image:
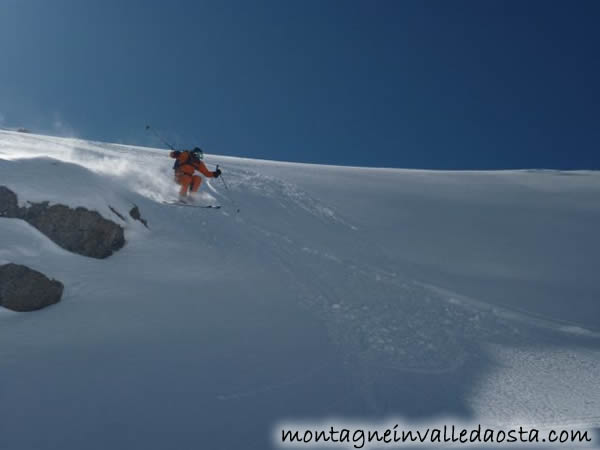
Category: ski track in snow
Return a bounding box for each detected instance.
[1,130,599,448]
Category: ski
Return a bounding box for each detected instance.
[162,201,221,209]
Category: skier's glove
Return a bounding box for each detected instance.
[213,168,222,178]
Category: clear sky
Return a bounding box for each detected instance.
[1,0,599,169]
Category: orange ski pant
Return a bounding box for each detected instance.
[175,173,202,196]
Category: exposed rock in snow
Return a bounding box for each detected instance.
[20,202,125,258]
[129,205,148,228]
[0,186,124,259]
[0,186,19,217]
[0,263,63,312]
[109,205,126,221]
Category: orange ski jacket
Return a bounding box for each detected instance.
[170,151,214,177]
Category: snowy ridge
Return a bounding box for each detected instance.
[1,129,599,449]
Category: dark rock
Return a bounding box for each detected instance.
[0,263,63,312]
[109,205,126,221]
[0,186,19,217]
[21,203,125,259]
[0,186,125,259]
[129,205,148,228]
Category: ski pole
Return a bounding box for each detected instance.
[216,165,241,213]
[145,125,176,151]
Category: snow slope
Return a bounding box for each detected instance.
[0,129,599,449]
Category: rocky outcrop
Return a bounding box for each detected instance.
[21,202,125,259]
[109,204,149,228]
[0,263,63,312]
[0,186,125,259]
[0,186,19,217]
[109,205,126,221]
[129,205,148,228]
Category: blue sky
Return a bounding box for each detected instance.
[1,0,599,169]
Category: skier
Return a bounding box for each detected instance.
[170,147,221,201]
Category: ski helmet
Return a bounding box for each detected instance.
[190,147,204,160]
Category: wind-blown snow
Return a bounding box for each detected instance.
[0,130,599,449]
